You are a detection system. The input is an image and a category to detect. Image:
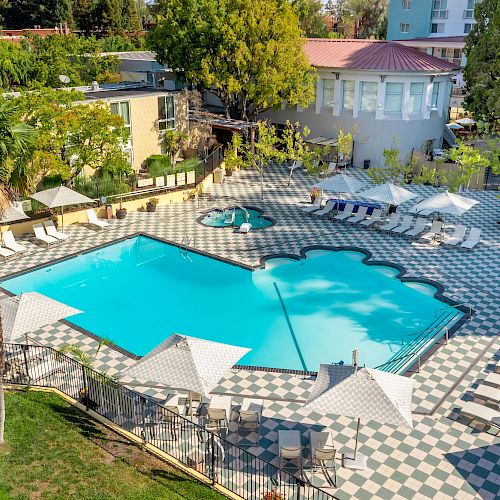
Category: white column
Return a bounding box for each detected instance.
[423,81,433,119]
[315,79,322,114]
[401,82,411,121]
[332,78,341,116]
[437,80,446,117]
[352,80,361,118]
[375,81,386,120]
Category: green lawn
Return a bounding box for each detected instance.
[0,390,225,500]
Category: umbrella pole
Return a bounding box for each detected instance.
[61,206,64,233]
[353,417,361,459]
[343,417,368,470]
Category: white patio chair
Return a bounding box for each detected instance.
[346,205,368,224]
[302,198,322,213]
[86,209,109,229]
[207,395,232,429]
[43,220,70,240]
[310,430,337,485]
[443,225,467,246]
[32,223,58,247]
[2,230,27,253]
[484,372,500,388]
[420,220,444,241]
[473,384,500,405]
[391,215,414,234]
[333,203,355,221]
[460,228,481,250]
[359,208,382,227]
[314,200,336,217]
[405,218,428,238]
[237,398,263,446]
[461,402,500,430]
[239,222,252,233]
[379,213,400,231]
[0,246,14,260]
[278,430,303,475]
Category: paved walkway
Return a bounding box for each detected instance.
[1,166,499,499]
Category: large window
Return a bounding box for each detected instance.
[384,83,404,113]
[464,0,475,18]
[431,82,440,109]
[432,0,447,18]
[322,79,335,107]
[464,23,473,33]
[409,83,424,113]
[400,23,410,33]
[402,0,411,10]
[158,95,175,130]
[341,80,355,110]
[360,82,378,112]
[431,23,445,33]
[110,101,131,135]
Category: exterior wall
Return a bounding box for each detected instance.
[261,70,453,168]
[388,0,476,41]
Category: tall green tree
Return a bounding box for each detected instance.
[149,0,316,121]
[2,0,73,29]
[290,0,330,38]
[463,0,500,126]
[333,0,387,39]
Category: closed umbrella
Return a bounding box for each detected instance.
[304,364,414,470]
[359,182,417,207]
[410,191,479,218]
[31,186,94,231]
[123,333,250,415]
[0,202,29,224]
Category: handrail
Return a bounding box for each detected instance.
[400,310,455,344]
[435,302,471,320]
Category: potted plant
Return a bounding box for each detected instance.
[310,187,320,204]
[116,196,127,219]
[146,197,159,212]
[263,489,285,500]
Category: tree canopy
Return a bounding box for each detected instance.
[148,0,316,121]
[290,0,330,38]
[332,0,387,39]
[463,0,500,126]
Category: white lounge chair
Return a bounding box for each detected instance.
[207,395,232,429]
[379,213,401,231]
[278,430,303,475]
[0,246,14,260]
[359,208,382,227]
[405,218,428,238]
[239,222,252,233]
[2,230,26,253]
[237,398,263,446]
[461,402,500,429]
[346,205,368,224]
[473,384,500,404]
[484,372,500,388]
[420,220,444,241]
[302,199,322,213]
[43,220,70,240]
[391,215,414,234]
[443,225,467,246]
[460,228,481,250]
[86,209,109,229]
[334,203,355,221]
[314,200,336,216]
[310,430,337,485]
[32,223,58,247]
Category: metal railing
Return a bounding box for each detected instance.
[201,144,226,180]
[3,343,334,500]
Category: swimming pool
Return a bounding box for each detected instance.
[1,236,463,372]
[199,207,273,229]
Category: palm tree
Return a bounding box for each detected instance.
[0,98,36,445]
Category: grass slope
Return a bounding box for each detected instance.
[0,390,224,500]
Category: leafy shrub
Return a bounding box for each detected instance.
[145,155,172,177]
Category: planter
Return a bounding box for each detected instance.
[146,202,157,212]
[310,195,317,204]
[225,169,233,177]
[116,208,127,219]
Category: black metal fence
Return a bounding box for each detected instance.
[3,343,334,500]
[200,144,226,181]
[483,166,500,191]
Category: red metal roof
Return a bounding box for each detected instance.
[395,36,466,43]
[304,39,460,72]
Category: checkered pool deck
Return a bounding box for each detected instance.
[1,166,499,499]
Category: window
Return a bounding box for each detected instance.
[464,23,473,33]
[384,83,404,113]
[322,79,335,107]
[400,23,410,33]
[360,82,378,112]
[464,0,475,18]
[158,95,175,130]
[341,80,355,110]
[453,49,461,59]
[432,0,447,18]
[110,101,131,134]
[409,83,424,113]
[402,0,411,9]
[431,82,440,109]
[431,23,445,33]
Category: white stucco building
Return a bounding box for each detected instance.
[261,39,459,168]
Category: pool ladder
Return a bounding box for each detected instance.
[180,235,195,261]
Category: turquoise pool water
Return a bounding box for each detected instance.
[200,208,273,229]
[1,236,462,371]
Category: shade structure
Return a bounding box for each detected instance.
[455,117,476,126]
[359,182,417,206]
[123,334,251,396]
[0,292,82,343]
[447,123,464,130]
[0,202,29,224]
[410,191,479,217]
[304,364,414,469]
[31,186,94,230]
[312,173,365,194]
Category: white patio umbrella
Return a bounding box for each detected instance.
[410,191,479,218]
[0,202,29,224]
[455,117,476,126]
[446,123,464,130]
[358,182,417,207]
[0,292,82,344]
[31,186,94,230]
[312,173,365,195]
[304,364,414,470]
[123,333,250,414]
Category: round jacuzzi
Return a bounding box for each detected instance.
[198,207,274,230]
